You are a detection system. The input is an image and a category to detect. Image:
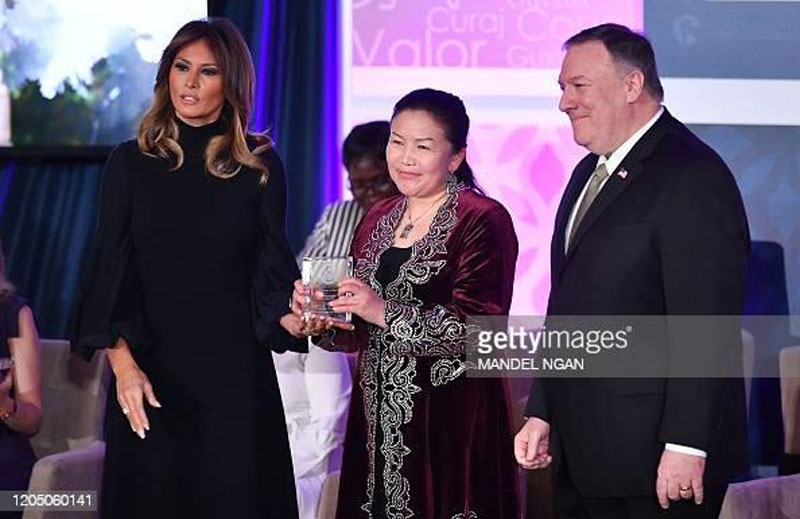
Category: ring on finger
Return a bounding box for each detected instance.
[121,407,130,415]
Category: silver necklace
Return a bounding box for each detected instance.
[399,192,448,240]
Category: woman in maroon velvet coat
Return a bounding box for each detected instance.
[294,88,520,519]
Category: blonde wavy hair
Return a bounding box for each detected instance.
[137,18,272,182]
[0,240,14,303]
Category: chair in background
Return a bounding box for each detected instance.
[779,344,800,474]
[718,342,800,518]
[718,473,800,519]
[743,241,799,469]
[23,339,109,519]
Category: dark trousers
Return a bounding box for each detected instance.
[554,462,727,519]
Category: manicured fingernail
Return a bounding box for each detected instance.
[144,423,150,431]
[137,430,145,439]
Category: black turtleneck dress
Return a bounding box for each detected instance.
[71,119,301,518]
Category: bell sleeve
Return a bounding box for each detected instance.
[252,148,307,354]
[71,143,149,361]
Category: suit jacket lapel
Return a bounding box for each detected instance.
[552,155,596,280]
[558,109,673,275]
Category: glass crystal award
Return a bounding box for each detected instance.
[301,256,353,322]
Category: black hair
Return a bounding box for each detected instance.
[342,121,391,171]
[391,88,482,193]
[565,23,664,102]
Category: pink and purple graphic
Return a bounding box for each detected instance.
[353,0,642,68]
[345,0,644,314]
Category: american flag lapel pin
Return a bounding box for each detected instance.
[617,168,628,179]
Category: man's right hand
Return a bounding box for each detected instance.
[514,416,553,470]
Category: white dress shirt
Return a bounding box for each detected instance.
[563,106,706,458]
[565,106,664,252]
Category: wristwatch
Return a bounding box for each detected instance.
[0,400,15,422]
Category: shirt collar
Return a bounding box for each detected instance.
[597,106,664,173]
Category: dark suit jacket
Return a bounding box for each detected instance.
[525,109,750,497]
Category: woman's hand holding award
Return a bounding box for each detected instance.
[298,256,355,334]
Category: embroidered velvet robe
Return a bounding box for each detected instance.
[318,182,521,519]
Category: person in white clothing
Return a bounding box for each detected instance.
[276,121,395,519]
[272,346,351,519]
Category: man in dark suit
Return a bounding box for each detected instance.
[514,24,749,518]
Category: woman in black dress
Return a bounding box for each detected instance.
[72,19,303,518]
[0,242,43,515]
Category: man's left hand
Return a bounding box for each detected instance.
[656,449,706,509]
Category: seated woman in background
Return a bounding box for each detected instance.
[297,120,397,259]
[0,241,43,506]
